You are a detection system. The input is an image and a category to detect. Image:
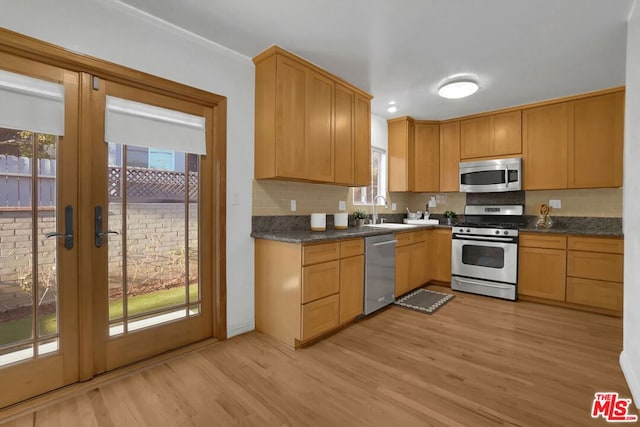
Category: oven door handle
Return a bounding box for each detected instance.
[454,277,513,289]
[453,234,516,243]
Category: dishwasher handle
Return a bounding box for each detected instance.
[371,239,398,247]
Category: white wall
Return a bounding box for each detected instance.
[622,0,640,406]
[0,0,256,337]
[371,114,388,151]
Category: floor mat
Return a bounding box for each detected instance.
[394,288,455,314]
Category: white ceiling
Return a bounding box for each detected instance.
[118,0,634,120]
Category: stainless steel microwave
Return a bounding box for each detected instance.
[459,158,522,192]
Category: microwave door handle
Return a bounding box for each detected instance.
[505,166,509,188]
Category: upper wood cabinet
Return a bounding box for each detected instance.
[569,91,624,189]
[354,94,372,186]
[439,121,461,192]
[387,117,439,192]
[413,122,440,192]
[523,102,570,190]
[306,70,334,182]
[523,90,624,190]
[254,46,372,186]
[388,117,415,192]
[334,83,355,185]
[460,111,521,160]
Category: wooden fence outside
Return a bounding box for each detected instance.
[0,155,198,206]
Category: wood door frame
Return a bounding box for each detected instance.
[0,28,227,381]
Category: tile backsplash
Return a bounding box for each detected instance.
[252,180,622,218]
[252,180,412,216]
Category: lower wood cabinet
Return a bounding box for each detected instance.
[518,232,623,315]
[566,236,623,312]
[255,238,364,348]
[431,228,452,283]
[301,294,340,340]
[518,234,567,301]
[395,230,427,297]
[339,254,365,324]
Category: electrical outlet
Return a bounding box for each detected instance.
[391,203,397,211]
[428,196,437,208]
[549,199,561,209]
[338,200,346,211]
[290,200,296,212]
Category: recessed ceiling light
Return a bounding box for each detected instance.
[438,80,479,99]
[387,105,398,113]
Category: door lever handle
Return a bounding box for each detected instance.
[94,205,119,248]
[45,205,74,250]
[97,230,119,238]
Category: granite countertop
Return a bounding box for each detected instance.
[518,216,623,237]
[251,224,444,243]
[252,220,622,243]
[518,225,623,237]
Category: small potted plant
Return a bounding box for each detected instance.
[353,209,368,227]
[444,210,457,225]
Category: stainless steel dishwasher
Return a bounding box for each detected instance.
[364,234,397,315]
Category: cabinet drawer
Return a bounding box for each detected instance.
[302,260,340,303]
[340,238,364,258]
[410,230,426,244]
[567,251,623,282]
[566,277,622,312]
[519,233,567,249]
[396,230,426,247]
[301,294,339,340]
[568,236,623,254]
[302,242,340,265]
[395,232,413,247]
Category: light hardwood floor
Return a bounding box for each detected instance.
[2,285,635,426]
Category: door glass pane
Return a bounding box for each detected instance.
[108,145,200,336]
[0,128,59,366]
[461,244,505,269]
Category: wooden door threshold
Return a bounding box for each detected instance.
[0,337,220,424]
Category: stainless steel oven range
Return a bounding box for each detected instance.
[451,205,524,301]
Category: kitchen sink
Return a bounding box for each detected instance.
[364,223,417,229]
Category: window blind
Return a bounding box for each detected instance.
[105,96,206,155]
[0,69,65,135]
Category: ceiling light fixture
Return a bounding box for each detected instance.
[387,101,398,113]
[438,79,479,99]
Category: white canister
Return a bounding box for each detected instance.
[334,212,348,230]
[310,213,326,231]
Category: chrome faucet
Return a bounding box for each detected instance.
[371,195,388,224]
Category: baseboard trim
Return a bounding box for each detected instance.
[620,350,640,409]
[228,320,254,338]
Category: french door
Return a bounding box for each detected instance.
[0,45,222,408]
[0,54,80,407]
[86,78,214,373]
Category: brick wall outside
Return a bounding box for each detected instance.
[0,203,198,310]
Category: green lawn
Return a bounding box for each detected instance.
[0,285,199,347]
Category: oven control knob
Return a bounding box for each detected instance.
[494,230,500,235]
[466,228,470,233]
[458,228,464,233]
[503,230,509,235]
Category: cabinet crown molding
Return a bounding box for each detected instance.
[253,45,373,100]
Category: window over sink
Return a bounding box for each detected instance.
[353,147,386,205]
